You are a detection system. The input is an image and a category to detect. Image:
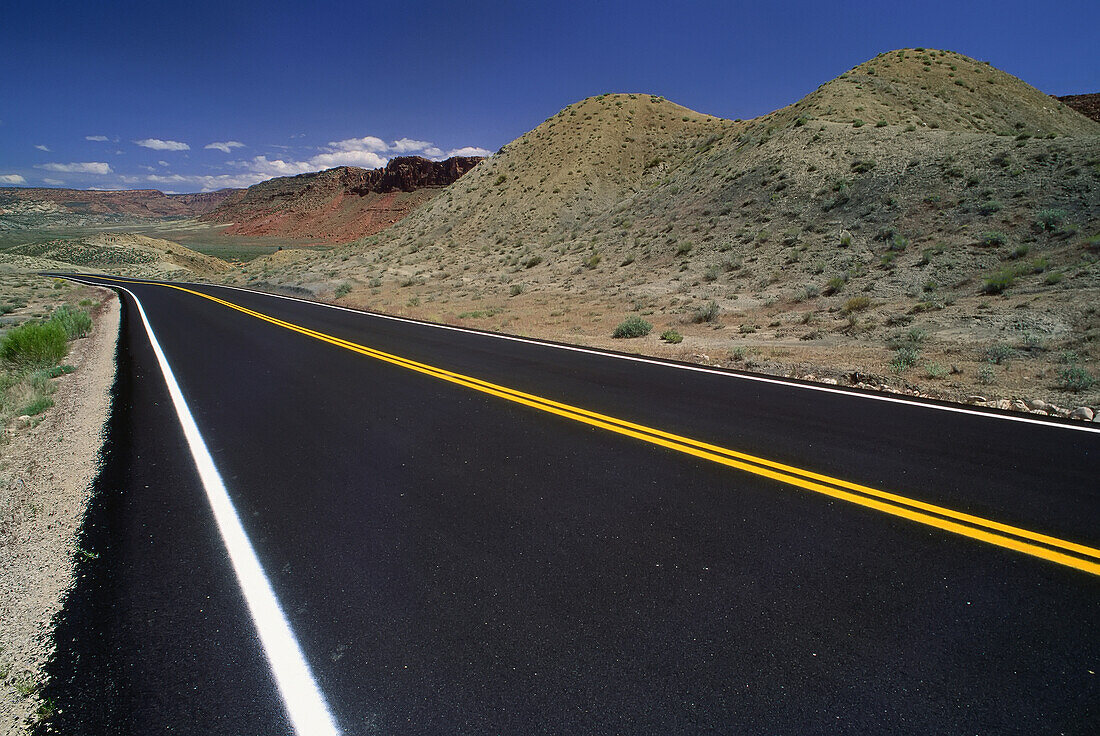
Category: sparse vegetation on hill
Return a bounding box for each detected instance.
[7,233,231,279]
[222,50,1099,411]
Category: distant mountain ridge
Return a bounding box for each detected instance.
[0,187,237,218]
[202,155,483,241]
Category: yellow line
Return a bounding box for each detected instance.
[93,275,1100,577]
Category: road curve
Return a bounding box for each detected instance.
[44,274,1099,735]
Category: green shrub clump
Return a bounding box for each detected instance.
[50,305,93,339]
[0,321,69,368]
[612,316,652,338]
[1058,365,1095,392]
[660,330,683,344]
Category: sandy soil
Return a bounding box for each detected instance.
[0,289,118,734]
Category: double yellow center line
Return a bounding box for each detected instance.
[101,276,1100,577]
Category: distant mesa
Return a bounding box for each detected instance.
[202,155,484,241]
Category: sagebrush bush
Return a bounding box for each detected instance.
[0,321,68,368]
[50,305,92,339]
[660,329,683,344]
[692,301,720,323]
[612,316,652,338]
[844,296,871,312]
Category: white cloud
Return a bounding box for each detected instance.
[42,178,64,185]
[146,172,272,191]
[308,150,389,169]
[328,136,388,153]
[205,140,246,153]
[134,138,190,151]
[390,137,433,154]
[158,160,169,167]
[35,144,50,152]
[0,174,27,184]
[37,162,112,174]
[85,135,109,142]
[446,146,492,158]
[140,132,489,192]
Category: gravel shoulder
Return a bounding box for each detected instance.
[0,288,118,734]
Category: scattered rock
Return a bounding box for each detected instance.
[966,395,987,404]
[16,415,31,426]
[820,378,838,385]
[1070,407,1095,422]
[995,399,1012,410]
[1025,398,1048,412]
[1011,400,1029,412]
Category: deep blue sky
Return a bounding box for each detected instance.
[1,0,1096,192]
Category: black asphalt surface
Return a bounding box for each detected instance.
[44,275,1099,735]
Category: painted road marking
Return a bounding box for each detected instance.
[197,279,1100,435]
[118,284,340,736]
[81,276,1100,577]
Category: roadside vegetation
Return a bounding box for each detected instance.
[0,269,100,430]
[1,307,91,425]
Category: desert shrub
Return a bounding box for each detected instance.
[977,366,996,385]
[509,283,525,297]
[844,296,871,312]
[613,315,652,338]
[584,252,602,269]
[824,276,847,295]
[981,269,1016,294]
[984,343,1014,365]
[675,241,693,256]
[888,233,908,251]
[0,321,68,368]
[524,255,543,268]
[692,301,720,323]
[660,329,683,344]
[1035,208,1067,231]
[49,306,92,339]
[1058,365,1095,392]
[333,282,352,298]
[852,119,865,128]
[926,363,948,379]
[890,346,920,373]
[1045,271,1063,285]
[981,231,1007,246]
[977,200,1003,215]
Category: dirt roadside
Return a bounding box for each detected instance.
[0,287,119,734]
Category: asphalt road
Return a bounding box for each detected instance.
[43,275,1098,735]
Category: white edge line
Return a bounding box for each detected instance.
[202,279,1100,436]
[64,274,1100,435]
[117,284,340,736]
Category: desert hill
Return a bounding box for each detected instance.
[233,49,1100,409]
[768,48,1096,134]
[201,156,482,241]
[9,233,232,279]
